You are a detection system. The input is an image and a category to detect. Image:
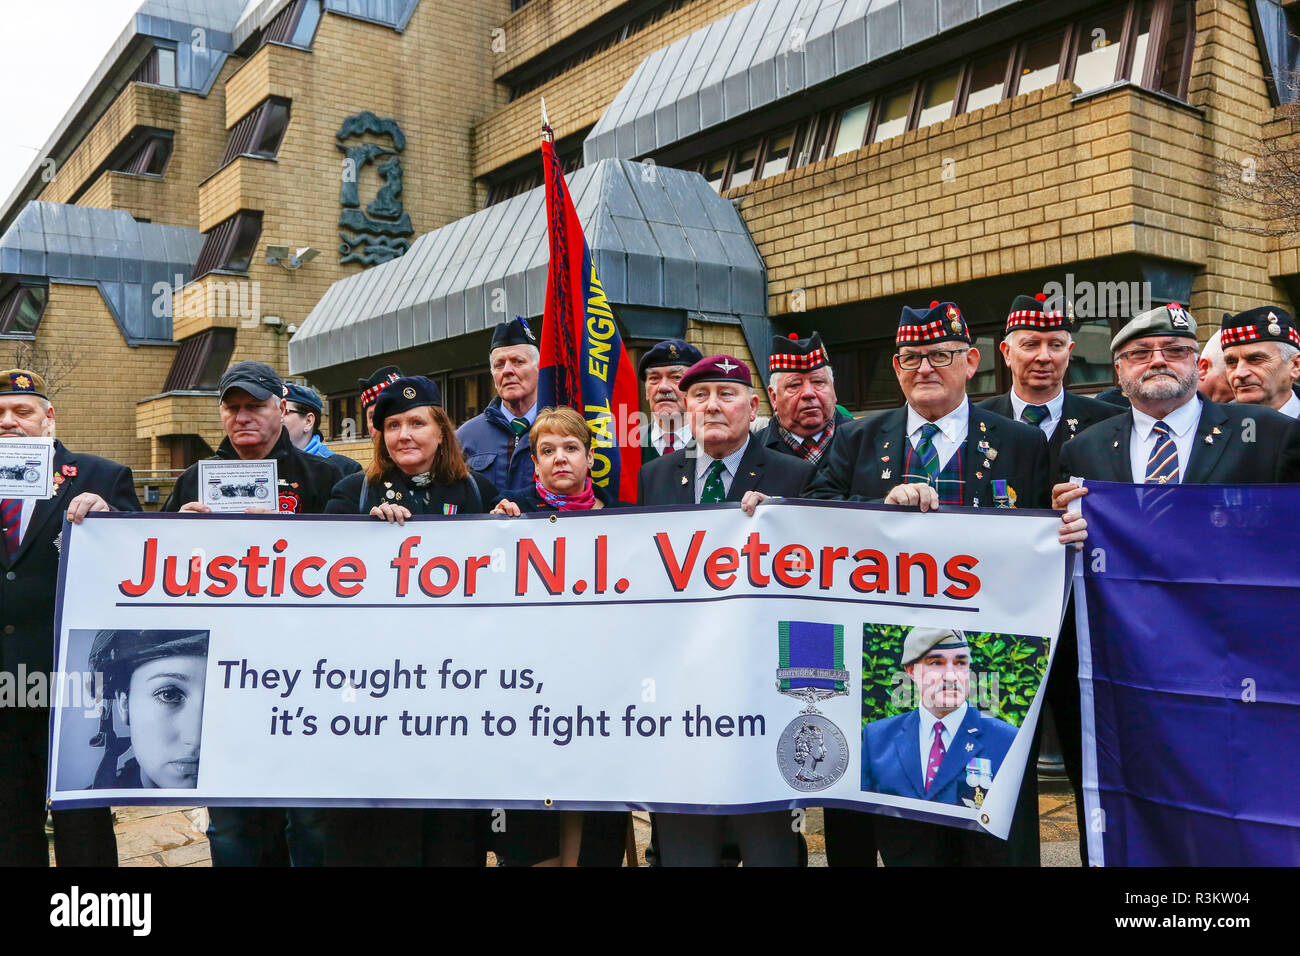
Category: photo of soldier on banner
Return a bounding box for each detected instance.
[859,622,1050,825]
[56,629,210,793]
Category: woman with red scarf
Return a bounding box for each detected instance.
[493,406,632,865]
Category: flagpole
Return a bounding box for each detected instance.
[540,96,553,143]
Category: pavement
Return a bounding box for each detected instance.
[59,784,1083,867]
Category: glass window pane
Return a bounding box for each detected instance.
[1128,1,1154,82]
[965,51,1009,112]
[872,89,912,143]
[970,334,998,396]
[917,68,960,127]
[832,102,872,155]
[1068,320,1117,386]
[156,48,176,87]
[1017,32,1064,95]
[761,130,796,179]
[1155,1,1192,97]
[254,102,290,155]
[703,156,727,192]
[727,144,759,188]
[290,0,322,47]
[1073,7,1128,92]
[226,215,262,273]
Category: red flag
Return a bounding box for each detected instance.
[537,129,642,502]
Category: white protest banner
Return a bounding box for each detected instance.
[48,501,1067,839]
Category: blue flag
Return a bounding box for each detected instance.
[1075,481,1300,865]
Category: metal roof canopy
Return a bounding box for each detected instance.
[584,0,1033,163]
[289,159,769,377]
[0,202,205,345]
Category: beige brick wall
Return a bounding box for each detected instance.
[198,156,279,231]
[493,0,627,79]
[0,283,174,475]
[475,0,754,177]
[685,317,770,415]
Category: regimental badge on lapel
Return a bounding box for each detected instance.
[383,480,403,502]
[977,440,990,454]
[881,468,891,480]
[979,421,987,433]
[1204,434,1214,445]
[1067,418,1078,436]
[985,447,997,461]
[51,473,65,496]
[991,479,1017,508]
[975,471,983,479]
[680,475,688,485]
[52,530,62,554]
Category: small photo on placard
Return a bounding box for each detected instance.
[57,629,210,791]
[0,435,54,498]
[197,458,278,513]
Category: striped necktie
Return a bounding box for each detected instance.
[1145,420,1180,485]
[662,432,675,454]
[915,423,940,480]
[1,499,21,560]
[1020,404,1050,427]
[509,417,529,453]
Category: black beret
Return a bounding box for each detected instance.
[372,376,443,432]
[490,316,537,352]
[1005,293,1070,334]
[769,331,829,372]
[1220,306,1300,351]
[637,339,703,379]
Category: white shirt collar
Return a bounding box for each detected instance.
[695,435,750,479]
[1009,386,1065,423]
[1131,392,1200,440]
[919,702,969,748]
[651,420,691,444]
[1279,391,1300,419]
[906,398,969,444]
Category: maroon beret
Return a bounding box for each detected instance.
[679,354,753,392]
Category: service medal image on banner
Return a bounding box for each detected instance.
[47,501,1067,840]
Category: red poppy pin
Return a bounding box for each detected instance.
[62,464,77,478]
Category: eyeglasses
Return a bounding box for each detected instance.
[284,406,311,417]
[1116,345,1196,364]
[896,348,967,370]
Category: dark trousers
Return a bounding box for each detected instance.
[0,707,117,866]
[206,807,331,867]
[323,808,573,866]
[823,807,878,866]
[654,811,803,866]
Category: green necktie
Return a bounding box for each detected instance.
[914,423,940,481]
[509,417,529,452]
[700,459,727,504]
[1020,404,1050,427]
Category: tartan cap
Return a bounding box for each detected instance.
[902,627,969,667]
[490,316,537,352]
[770,331,830,373]
[679,354,753,391]
[1219,306,1300,352]
[357,366,402,408]
[1005,292,1070,334]
[638,338,703,379]
[0,369,47,400]
[897,301,972,347]
[1111,303,1197,353]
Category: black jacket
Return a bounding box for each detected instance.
[803,401,1051,509]
[1059,397,1300,484]
[758,408,854,459]
[1,441,139,675]
[636,437,813,505]
[163,428,343,515]
[977,391,1124,481]
[325,469,498,515]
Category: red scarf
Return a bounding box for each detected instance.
[534,475,596,511]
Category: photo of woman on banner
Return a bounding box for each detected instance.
[85,629,209,790]
[493,405,632,867]
[859,623,1047,866]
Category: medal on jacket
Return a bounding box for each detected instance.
[991,479,1016,508]
[774,621,850,793]
[966,756,993,788]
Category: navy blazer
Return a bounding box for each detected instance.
[804,401,1051,509]
[977,390,1124,481]
[861,704,1018,806]
[1058,397,1300,484]
[636,436,812,506]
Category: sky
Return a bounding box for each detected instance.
[0,0,147,207]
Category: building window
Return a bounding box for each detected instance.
[0,279,48,336]
[114,131,173,176]
[963,50,1011,112]
[1151,0,1194,99]
[448,368,495,426]
[133,45,176,87]
[484,143,582,206]
[193,211,263,279]
[832,102,872,156]
[264,0,322,49]
[1015,30,1068,96]
[162,328,237,391]
[328,394,362,441]
[917,68,961,128]
[872,88,914,143]
[1072,6,1129,93]
[218,98,292,170]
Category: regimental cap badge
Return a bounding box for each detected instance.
[1268,311,1282,336]
[668,344,678,357]
[947,304,963,333]
[402,386,416,399]
[14,374,30,390]
[716,358,738,373]
[1167,302,1190,329]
